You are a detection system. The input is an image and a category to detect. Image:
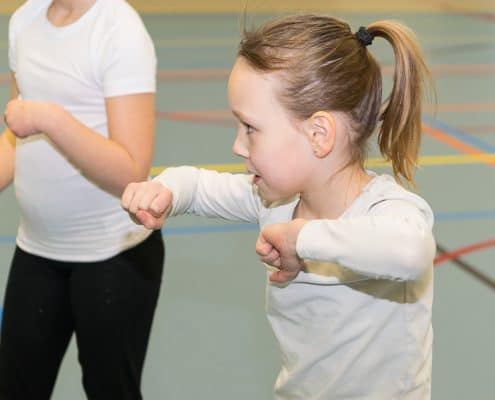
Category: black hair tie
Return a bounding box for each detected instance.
[355,26,374,47]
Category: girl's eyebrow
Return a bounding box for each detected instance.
[231,109,244,119]
[231,110,248,124]
[232,109,256,125]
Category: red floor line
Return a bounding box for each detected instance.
[423,120,495,288]
[425,103,495,113]
[436,244,495,290]
[156,68,231,80]
[434,239,495,266]
[382,64,495,76]
[158,112,495,127]
[157,64,495,80]
[436,1,495,22]
[156,110,234,125]
[0,63,494,85]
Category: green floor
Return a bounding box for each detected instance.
[1,10,494,400]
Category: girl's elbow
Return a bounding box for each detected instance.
[400,230,436,281]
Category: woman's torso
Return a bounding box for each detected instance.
[10,0,153,261]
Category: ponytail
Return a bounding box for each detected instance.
[368,21,433,184]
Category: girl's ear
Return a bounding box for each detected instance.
[305,111,336,158]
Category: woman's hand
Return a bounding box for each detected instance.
[256,218,308,283]
[3,99,53,138]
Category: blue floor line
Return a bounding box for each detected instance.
[1,210,495,244]
[424,116,495,154]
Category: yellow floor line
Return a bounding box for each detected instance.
[149,153,495,176]
[127,0,495,14]
[1,0,493,15]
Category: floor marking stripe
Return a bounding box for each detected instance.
[149,153,495,176]
[435,244,495,291]
[1,63,495,83]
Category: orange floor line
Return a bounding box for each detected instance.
[422,124,495,166]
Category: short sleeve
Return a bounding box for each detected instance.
[97,9,157,97]
[8,5,22,71]
[8,0,51,72]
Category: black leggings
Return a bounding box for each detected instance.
[0,230,164,400]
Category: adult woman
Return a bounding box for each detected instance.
[0,1,163,399]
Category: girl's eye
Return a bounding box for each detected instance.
[243,122,254,134]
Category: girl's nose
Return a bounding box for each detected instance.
[232,132,249,159]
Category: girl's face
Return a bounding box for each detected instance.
[227,57,315,203]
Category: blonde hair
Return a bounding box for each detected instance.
[238,15,433,184]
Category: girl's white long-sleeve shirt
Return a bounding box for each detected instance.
[156,166,435,400]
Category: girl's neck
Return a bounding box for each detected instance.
[295,163,372,220]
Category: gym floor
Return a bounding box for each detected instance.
[0,1,494,399]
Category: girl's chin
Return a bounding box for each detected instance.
[252,182,271,202]
[253,183,296,207]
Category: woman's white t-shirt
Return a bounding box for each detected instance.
[9,0,156,261]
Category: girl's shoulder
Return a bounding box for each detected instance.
[355,172,434,224]
[364,172,414,197]
[364,173,427,202]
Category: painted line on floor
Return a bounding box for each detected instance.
[425,103,495,113]
[149,153,495,177]
[1,63,495,84]
[436,1,495,22]
[422,124,495,165]
[157,109,495,128]
[435,240,495,265]
[457,125,495,134]
[435,243,495,291]
[2,208,495,245]
[424,118,495,153]
[436,210,495,221]
[422,117,495,289]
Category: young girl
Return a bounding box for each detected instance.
[0,1,163,399]
[122,15,435,399]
